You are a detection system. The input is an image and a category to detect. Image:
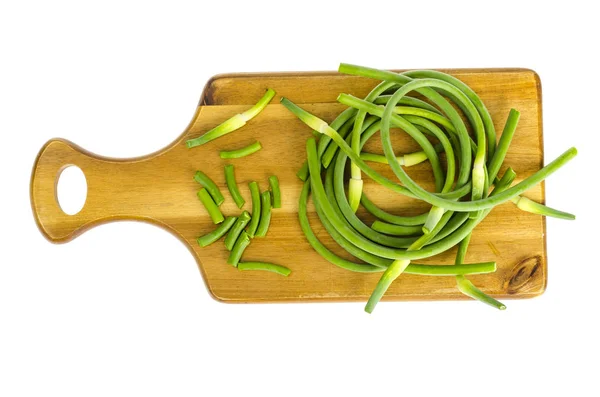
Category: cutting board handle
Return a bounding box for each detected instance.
[30,138,174,243]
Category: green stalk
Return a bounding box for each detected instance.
[317,107,358,157]
[295,107,359,181]
[224,164,245,209]
[349,113,364,213]
[321,115,378,169]
[242,89,277,120]
[371,221,423,236]
[296,165,310,182]
[360,193,429,226]
[197,216,237,247]
[220,141,262,159]
[238,262,292,276]
[197,188,225,224]
[455,233,472,265]
[393,106,457,134]
[269,175,282,208]
[374,95,442,114]
[405,152,428,166]
[361,152,403,165]
[186,89,275,148]
[408,210,454,250]
[511,196,575,220]
[224,211,252,250]
[455,233,506,310]
[365,259,411,313]
[422,207,446,234]
[246,181,261,237]
[487,109,520,181]
[193,171,225,206]
[255,191,272,237]
[456,277,506,310]
[227,231,251,268]
[407,262,496,275]
[426,212,470,245]
[348,176,364,213]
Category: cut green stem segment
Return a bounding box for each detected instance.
[194,171,224,206]
[186,89,275,148]
[197,188,225,224]
[365,259,411,313]
[197,216,237,247]
[255,191,272,237]
[371,221,423,236]
[224,211,252,250]
[511,196,575,220]
[237,262,292,277]
[224,164,245,209]
[220,141,262,159]
[227,231,251,268]
[246,181,261,237]
[269,175,281,208]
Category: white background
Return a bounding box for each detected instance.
[1,1,597,396]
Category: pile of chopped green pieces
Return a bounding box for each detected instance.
[194,168,289,276]
[189,89,289,277]
[281,63,576,313]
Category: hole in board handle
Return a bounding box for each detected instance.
[56,165,87,215]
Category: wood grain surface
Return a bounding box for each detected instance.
[30,68,546,303]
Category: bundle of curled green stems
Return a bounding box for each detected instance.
[281,63,576,313]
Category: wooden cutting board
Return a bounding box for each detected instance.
[30,68,546,303]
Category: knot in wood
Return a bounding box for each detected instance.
[504,256,542,294]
